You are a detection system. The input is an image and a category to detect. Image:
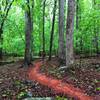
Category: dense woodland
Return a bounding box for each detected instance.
[0,0,100,100]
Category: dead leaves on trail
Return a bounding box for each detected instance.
[0,58,100,99]
[40,58,100,96]
[0,62,56,99]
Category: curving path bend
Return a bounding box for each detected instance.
[28,61,94,100]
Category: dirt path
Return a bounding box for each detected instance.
[28,61,94,100]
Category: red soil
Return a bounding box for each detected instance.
[28,61,94,100]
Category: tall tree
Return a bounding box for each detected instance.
[76,0,79,30]
[0,0,14,59]
[24,0,33,66]
[31,0,34,59]
[75,0,79,53]
[75,0,82,54]
[49,0,57,60]
[42,0,46,58]
[93,0,99,55]
[58,0,65,61]
[66,0,75,67]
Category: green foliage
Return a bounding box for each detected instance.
[17,91,28,100]
[74,0,100,55]
[3,6,25,55]
[1,0,100,56]
[96,87,100,91]
[55,96,67,100]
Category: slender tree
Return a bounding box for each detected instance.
[24,0,33,66]
[66,0,75,67]
[76,0,82,55]
[30,0,34,59]
[0,0,14,59]
[42,0,46,58]
[93,0,99,55]
[49,0,57,60]
[58,0,65,61]
[76,0,79,30]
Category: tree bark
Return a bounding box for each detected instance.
[30,0,34,59]
[93,0,99,55]
[49,0,57,60]
[58,0,65,61]
[42,0,46,58]
[0,28,3,59]
[66,0,75,67]
[76,0,79,30]
[24,0,32,66]
[75,0,80,54]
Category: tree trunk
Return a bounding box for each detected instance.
[24,0,32,66]
[0,28,3,59]
[66,0,75,67]
[49,0,57,60]
[76,0,79,29]
[93,0,99,55]
[30,0,34,59]
[42,0,46,58]
[75,0,80,54]
[58,0,65,61]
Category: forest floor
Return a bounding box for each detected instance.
[0,57,100,100]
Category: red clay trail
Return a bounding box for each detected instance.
[28,61,94,100]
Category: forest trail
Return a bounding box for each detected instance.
[28,61,94,100]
